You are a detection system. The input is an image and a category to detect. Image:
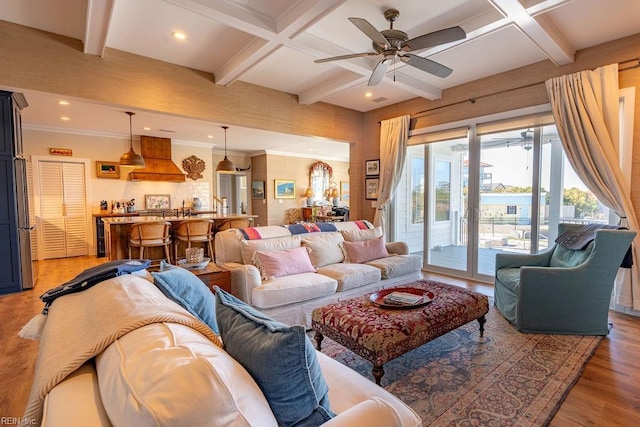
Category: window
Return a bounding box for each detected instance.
[411,156,425,224]
[434,160,451,221]
[506,205,516,215]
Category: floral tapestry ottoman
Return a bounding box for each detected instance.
[311,280,489,385]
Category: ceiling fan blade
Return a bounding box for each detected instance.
[314,52,379,63]
[401,53,453,78]
[348,17,389,49]
[368,58,391,86]
[402,26,466,52]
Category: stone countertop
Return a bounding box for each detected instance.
[101,213,257,224]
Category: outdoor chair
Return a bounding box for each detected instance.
[494,223,635,335]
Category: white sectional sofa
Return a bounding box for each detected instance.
[214,220,423,326]
[30,271,422,427]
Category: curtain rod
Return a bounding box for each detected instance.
[411,56,640,119]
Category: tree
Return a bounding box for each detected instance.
[563,187,598,218]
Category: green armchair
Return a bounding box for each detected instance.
[494,223,635,335]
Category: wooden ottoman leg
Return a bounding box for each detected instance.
[314,331,324,351]
[477,315,487,337]
[372,364,385,386]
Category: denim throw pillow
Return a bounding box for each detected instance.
[152,267,219,335]
[214,287,334,426]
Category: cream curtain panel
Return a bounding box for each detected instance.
[373,115,410,231]
[545,64,640,310]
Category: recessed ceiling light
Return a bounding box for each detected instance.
[143,127,151,131]
[207,135,213,139]
[57,100,69,106]
[60,116,70,121]
[365,92,372,97]
[172,31,186,40]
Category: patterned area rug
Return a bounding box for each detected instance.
[317,304,603,426]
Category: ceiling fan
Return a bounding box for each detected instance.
[314,8,466,86]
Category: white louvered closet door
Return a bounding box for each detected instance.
[39,161,88,259]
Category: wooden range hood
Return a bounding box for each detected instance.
[128,136,186,182]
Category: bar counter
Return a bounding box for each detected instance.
[102,213,257,261]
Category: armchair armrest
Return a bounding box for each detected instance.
[495,248,554,271]
[223,262,262,305]
[386,241,409,255]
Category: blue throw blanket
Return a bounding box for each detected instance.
[287,222,337,235]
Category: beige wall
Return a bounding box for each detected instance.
[2,20,640,223]
[263,155,349,226]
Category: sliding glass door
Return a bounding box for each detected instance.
[395,116,561,281]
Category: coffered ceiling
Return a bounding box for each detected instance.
[1,0,639,159]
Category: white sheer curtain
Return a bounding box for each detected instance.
[373,115,410,231]
[545,63,640,310]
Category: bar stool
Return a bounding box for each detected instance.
[128,221,172,263]
[173,219,215,262]
[216,218,253,232]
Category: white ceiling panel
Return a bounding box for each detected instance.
[0,0,86,40]
[400,24,551,89]
[107,0,258,73]
[542,0,640,50]
[240,46,350,94]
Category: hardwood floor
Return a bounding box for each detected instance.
[1,257,639,425]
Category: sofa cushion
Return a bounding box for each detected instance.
[251,273,338,309]
[317,263,381,291]
[301,232,345,267]
[341,236,389,263]
[366,254,423,279]
[95,322,276,427]
[341,226,383,242]
[152,266,219,335]
[252,246,316,280]
[241,235,301,265]
[215,288,335,426]
[496,267,521,291]
[549,241,594,267]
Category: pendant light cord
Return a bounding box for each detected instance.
[222,125,229,157]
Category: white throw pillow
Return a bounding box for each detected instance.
[240,235,301,265]
[302,232,345,267]
[96,322,277,427]
[341,227,383,242]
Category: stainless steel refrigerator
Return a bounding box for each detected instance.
[14,156,36,289]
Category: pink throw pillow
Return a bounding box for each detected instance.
[340,236,389,263]
[252,246,316,281]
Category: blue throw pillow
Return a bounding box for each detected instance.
[214,287,334,426]
[152,267,219,335]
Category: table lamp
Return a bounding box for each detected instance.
[330,188,340,207]
[303,187,314,206]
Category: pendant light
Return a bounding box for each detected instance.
[216,125,236,173]
[118,111,145,168]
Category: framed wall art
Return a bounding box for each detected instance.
[340,181,349,201]
[252,180,265,199]
[365,177,379,200]
[145,194,171,210]
[274,179,296,199]
[365,159,380,176]
[96,161,120,179]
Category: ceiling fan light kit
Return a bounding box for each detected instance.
[315,8,465,86]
